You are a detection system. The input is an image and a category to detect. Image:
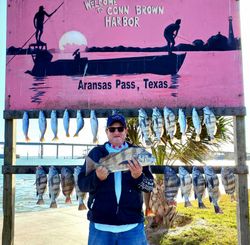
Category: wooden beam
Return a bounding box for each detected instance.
[1,164,247,175]
[233,116,249,245]
[2,119,16,245]
[3,106,246,119]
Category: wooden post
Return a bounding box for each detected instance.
[72,145,74,159]
[2,119,16,245]
[41,143,43,159]
[234,116,249,245]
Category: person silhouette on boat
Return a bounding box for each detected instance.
[33,6,57,44]
[164,19,181,53]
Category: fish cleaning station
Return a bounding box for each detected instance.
[2,1,249,245]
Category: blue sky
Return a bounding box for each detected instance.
[0,0,250,153]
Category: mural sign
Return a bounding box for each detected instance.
[5,0,244,110]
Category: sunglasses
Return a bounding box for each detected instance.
[108,127,125,133]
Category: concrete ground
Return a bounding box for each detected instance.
[0,207,89,245]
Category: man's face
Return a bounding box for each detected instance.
[106,122,127,147]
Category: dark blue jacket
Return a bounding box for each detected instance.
[78,142,154,225]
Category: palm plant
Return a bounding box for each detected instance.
[126,114,233,230]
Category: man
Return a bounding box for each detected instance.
[164,19,181,52]
[33,6,56,43]
[78,114,154,245]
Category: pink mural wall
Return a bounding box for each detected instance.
[5,0,244,110]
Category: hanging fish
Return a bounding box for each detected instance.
[39,111,47,142]
[192,166,206,209]
[61,167,75,204]
[63,109,70,137]
[152,107,164,143]
[138,108,152,146]
[204,166,223,214]
[74,110,84,137]
[192,108,202,142]
[221,167,236,202]
[74,166,87,210]
[90,110,98,144]
[178,109,187,144]
[164,166,180,206]
[48,166,61,208]
[35,166,47,205]
[50,110,58,141]
[163,107,176,141]
[203,107,217,143]
[178,166,192,207]
[22,111,30,142]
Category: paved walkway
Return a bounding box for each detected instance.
[0,207,89,245]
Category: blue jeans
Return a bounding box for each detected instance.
[88,222,148,245]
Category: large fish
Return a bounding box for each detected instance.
[63,109,70,137]
[48,166,61,208]
[152,107,164,143]
[61,167,75,204]
[221,167,236,201]
[35,166,47,205]
[178,166,192,207]
[85,147,155,176]
[74,110,84,137]
[178,109,187,144]
[90,110,98,144]
[164,166,180,206]
[192,108,202,142]
[163,107,176,141]
[22,111,30,142]
[204,166,222,214]
[50,110,58,141]
[74,166,87,210]
[192,166,206,209]
[39,111,47,142]
[203,107,217,143]
[138,108,152,146]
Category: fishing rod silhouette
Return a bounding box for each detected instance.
[7,2,64,66]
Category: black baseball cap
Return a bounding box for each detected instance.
[107,114,126,128]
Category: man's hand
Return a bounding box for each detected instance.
[96,166,109,181]
[128,158,142,179]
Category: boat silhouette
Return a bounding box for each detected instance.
[25,49,186,77]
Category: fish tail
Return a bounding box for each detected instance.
[198,202,206,209]
[195,135,201,142]
[230,194,236,202]
[65,196,72,204]
[40,136,45,142]
[66,133,70,137]
[184,200,192,207]
[73,133,78,137]
[25,136,30,142]
[50,201,57,208]
[214,205,223,214]
[36,198,45,205]
[52,136,59,141]
[78,203,87,211]
[93,137,98,144]
[85,157,98,176]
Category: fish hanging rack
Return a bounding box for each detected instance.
[3,106,246,119]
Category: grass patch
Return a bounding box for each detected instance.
[159,190,250,245]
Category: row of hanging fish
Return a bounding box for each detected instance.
[35,165,87,210]
[22,106,216,144]
[139,106,217,147]
[22,109,99,143]
[163,166,236,214]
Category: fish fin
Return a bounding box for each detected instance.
[52,136,59,141]
[36,198,45,205]
[78,203,87,211]
[50,201,57,208]
[65,197,72,204]
[85,156,98,176]
[99,152,118,163]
